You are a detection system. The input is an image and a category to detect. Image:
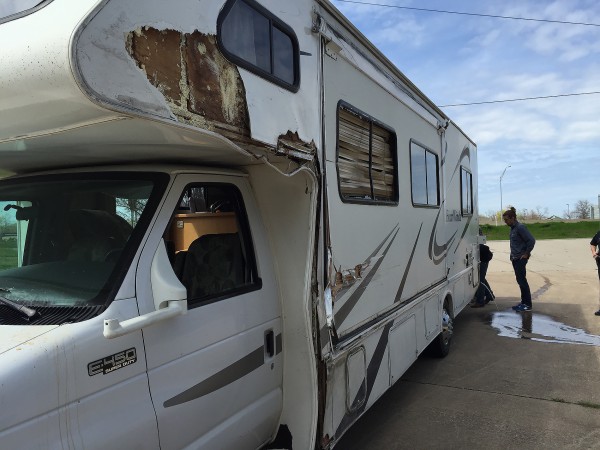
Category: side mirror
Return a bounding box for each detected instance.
[103,239,187,339]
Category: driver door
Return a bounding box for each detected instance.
[137,173,283,449]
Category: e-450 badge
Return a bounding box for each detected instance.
[88,348,137,376]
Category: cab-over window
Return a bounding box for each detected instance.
[217,0,300,91]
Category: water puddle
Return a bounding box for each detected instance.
[488,310,600,346]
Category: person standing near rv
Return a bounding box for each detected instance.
[590,231,600,316]
[471,231,494,308]
[502,207,535,312]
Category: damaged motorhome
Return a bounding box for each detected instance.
[0,0,479,448]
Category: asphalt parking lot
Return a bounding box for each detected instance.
[336,238,600,450]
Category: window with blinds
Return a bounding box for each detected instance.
[337,104,397,204]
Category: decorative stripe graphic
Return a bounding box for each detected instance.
[394,223,423,303]
[453,215,473,254]
[447,145,471,185]
[334,228,400,326]
[334,321,394,439]
[164,333,282,408]
[428,145,471,265]
[428,205,458,265]
[333,226,399,302]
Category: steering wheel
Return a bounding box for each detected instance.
[209,200,231,213]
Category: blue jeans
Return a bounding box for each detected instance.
[512,258,531,306]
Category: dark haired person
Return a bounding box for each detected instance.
[591,231,600,316]
[502,207,535,312]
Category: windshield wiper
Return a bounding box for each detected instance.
[0,295,38,320]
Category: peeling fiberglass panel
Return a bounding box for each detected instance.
[127,28,250,142]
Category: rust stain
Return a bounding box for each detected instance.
[330,263,367,299]
[354,264,362,278]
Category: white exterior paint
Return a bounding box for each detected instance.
[0,1,478,449]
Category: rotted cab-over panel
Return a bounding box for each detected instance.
[126,27,250,142]
[126,27,317,161]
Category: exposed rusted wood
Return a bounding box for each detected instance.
[128,28,183,106]
[127,27,315,163]
[127,27,249,138]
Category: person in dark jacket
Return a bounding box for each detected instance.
[471,236,495,308]
[502,207,535,312]
[590,231,600,316]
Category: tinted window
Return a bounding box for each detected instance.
[461,167,473,215]
[165,183,261,307]
[218,0,299,91]
[410,141,439,207]
[272,26,294,84]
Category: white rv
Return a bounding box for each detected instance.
[0,0,479,448]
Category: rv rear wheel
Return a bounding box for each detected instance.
[432,301,453,358]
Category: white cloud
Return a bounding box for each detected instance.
[495,1,600,62]
[368,18,427,47]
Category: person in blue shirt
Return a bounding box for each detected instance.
[590,231,600,316]
[502,207,535,312]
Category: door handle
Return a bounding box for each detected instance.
[264,329,275,358]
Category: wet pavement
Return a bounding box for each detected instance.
[336,238,600,450]
[488,310,600,347]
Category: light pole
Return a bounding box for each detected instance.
[499,165,511,215]
[566,203,570,219]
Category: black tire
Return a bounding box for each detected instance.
[431,300,453,358]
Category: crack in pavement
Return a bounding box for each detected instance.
[400,378,600,409]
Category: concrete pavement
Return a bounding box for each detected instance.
[336,238,600,450]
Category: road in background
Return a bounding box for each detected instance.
[336,239,600,449]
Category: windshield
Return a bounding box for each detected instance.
[0,173,167,317]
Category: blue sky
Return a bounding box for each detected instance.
[3,1,598,218]
[331,0,600,218]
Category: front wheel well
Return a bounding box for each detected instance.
[427,294,454,358]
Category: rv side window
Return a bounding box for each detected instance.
[164,183,261,308]
[337,103,398,204]
[217,0,299,91]
[461,167,473,216]
[410,141,439,207]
